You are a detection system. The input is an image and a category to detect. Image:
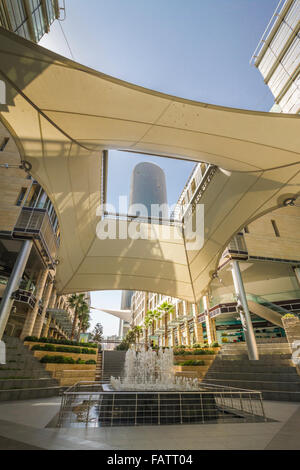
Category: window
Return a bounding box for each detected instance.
[16,187,27,206]
[271,219,280,237]
[191,178,196,194]
[0,137,9,151]
[244,226,249,234]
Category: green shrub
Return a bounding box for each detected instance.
[173,349,187,356]
[32,344,56,352]
[210,341,219,348]
[174,348,216,356]
[40,355,95,365]
[190,349,206,355]
[30,344,97,354]
[24,336,39,342]
[115,342,129,351]
[40,355,75,364]
[176,360,205,366]
[25,336,98,349]
[80,348,96,354]
[192,343,202,349]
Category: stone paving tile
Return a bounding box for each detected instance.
[0,435,44,450]
[0,398,299,450]
[265,406,300,450]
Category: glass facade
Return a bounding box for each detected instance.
[0,0,60,43]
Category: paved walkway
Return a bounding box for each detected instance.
[0,398,299,450]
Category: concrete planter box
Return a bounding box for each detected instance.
[53,369,96,386]
[181,348,220,353]
[44,363,96,385]
[173,365,206,378]
[32,350,97,361]
[44,363,96,372]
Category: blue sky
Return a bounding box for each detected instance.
[40,0,279,336]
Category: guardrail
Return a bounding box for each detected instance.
[57,380,267,428]
[14,207,59,265]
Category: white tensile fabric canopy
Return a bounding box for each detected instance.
[0,27,299,303]
[93,309,131,322]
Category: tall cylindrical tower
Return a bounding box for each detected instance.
[120,162,168,337]
[129,162,168,216]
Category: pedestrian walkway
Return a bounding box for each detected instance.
[0,398,299,449]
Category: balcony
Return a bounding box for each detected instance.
[173,164,217,221]
[11,288,44,314]
[223,233,248,259]
[13,207,59,266]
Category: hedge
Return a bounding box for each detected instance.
[175,360,205,366]
[24,336,98,349]
[31,344,97,354]
[40,355,96,365]
[173,349,216,356]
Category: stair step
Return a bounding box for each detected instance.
[0,378,58,390]
[205,372,300,382]
[0,386,61,402]
[204,378,300,392]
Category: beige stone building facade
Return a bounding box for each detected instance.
[0,121,82,340]
[131,161,300,348]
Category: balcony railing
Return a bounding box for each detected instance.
[14,207,59,265]
[173,164,218,221]
[223,233,248,258]
[11,289,41,311]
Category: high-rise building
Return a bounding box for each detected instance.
[0,2,81,342]
[0,0,62,43]
[250,0,300,114]
[130,1,300,351]
[129,162,168,217]
[119,162,168,338]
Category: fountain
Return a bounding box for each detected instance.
[58,348,267,427]
[110,347,200,391]
[97,347,219,426]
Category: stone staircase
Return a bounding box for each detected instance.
[204,343,300,402]
[101,350,126,382]
[0,336,61,401]
[95,350,102,381]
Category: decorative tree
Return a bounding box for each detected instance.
[90,322,103,344]
[132,325,143,345]
[158,301,175,347]
[76,302,90,341]
[144,309,161,348]
[68,293,86,340]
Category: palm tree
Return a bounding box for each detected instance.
[144,309,161,347]
[81,316,91,335]
[158,301,174,347]
[68,293,86,340]
[132,325,143,345]
[76,302,90,341]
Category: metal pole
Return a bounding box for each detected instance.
[0,240,33,340]
[231,260,259,361]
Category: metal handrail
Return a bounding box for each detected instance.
[249,0,286,65]
[57,380,266,428]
